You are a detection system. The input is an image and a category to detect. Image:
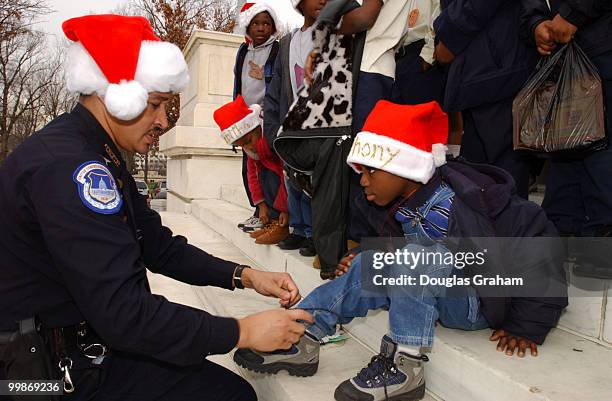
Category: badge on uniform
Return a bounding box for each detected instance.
[73,161,123,214]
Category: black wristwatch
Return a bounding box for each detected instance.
[233,265,249,289]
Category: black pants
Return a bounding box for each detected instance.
[68,352,256,401]
[461,98,536,199]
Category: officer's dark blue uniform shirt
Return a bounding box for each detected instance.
[0,104,240,367]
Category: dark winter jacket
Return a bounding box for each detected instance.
[434,0,539,111]
[440,160,568,344]
[521,0,612,58]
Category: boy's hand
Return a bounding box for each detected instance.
[258,203,270,224]
[549,14,577,44]
[336,253,356,277]
[534,20,556,56]
[434,41,455,65]
[279,212,289,227]
[304,50,317,85]
[490,329,538,358]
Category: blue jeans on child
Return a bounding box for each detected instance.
[285,177,312,238]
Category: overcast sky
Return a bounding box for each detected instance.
[38,0,302,45]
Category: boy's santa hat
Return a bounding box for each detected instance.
[235,0,281,38]
[213,95,262,145]
[347,101,449,184]
[291,0,302,14]
[62,14,189,121]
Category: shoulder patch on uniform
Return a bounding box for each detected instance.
[73,161,123,215]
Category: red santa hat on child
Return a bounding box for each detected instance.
[235,0,282,38]
[62,14,189,121]
[213,95,262,145]
[347,101,449,184]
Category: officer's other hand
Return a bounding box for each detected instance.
[534,20,556,56]
[549,13,577,44]
[336,253,356,277]
[237,309,314,351]
[434,41,455,65]
[242,269,302,308]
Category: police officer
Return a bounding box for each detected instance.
[0,15,313,401]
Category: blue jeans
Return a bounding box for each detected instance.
[286,177,312,238]
[298,245,489,348]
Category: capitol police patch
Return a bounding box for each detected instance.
[73,161,123,215]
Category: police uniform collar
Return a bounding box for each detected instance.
[71,103,124,169]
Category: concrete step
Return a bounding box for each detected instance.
[189,199,612,401]
[221,184,253,210]
[157,212,439,401]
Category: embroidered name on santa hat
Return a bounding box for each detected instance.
[213,95,262,145]
[63,14,190,121]
[347,101,449,184]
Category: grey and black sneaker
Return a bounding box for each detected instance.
[241,216,263,232]
[334,335,428,401]
[233,332,320,377]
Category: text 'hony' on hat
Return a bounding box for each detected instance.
[63,14,190,121]
[347,100,449,184]
[213,95,262,145]
[235,0,281,39]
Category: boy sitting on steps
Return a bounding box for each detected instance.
[234,101,567,401]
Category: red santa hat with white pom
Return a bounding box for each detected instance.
[62,14,189,121]
[235,0,282,39]
[347,101,449,184]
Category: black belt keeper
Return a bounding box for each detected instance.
[0,318,60,401]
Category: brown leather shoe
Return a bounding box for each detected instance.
[249,225,273,238]
[255,224,289,245]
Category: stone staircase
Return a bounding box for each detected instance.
[164,185,612,401]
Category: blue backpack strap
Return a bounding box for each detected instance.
[264,40,280,89]
[234,42,249,99]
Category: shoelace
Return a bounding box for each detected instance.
[356,354,397,401]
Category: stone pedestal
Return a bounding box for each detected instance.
[160,30,245,213]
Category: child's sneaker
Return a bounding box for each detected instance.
[242,216,263,232]
[233,332,320,377]
[334,336,427,401]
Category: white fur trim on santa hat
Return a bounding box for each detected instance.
[347,132,436,185]
[235,1,281,38]
[64,40,189,121]
[220,104,262,145]
[292,0,302,13]
[104,80,149,121]
[432,143,448,167]
[135,40,189,93]
[65,42,109,96]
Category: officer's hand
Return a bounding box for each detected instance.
[237,309,314,351]
[549,13,577,44]
[242,269,302,308]
[336,253,356,277]
[490,329,538,358]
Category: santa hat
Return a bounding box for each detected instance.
[62,15,189,121]
[213,95,262,145]
[235,1,281,38]
[291,0,302,14]
[347,101,449,184]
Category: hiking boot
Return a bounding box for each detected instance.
[299,238,316,257]
[242,216,263,232]
[233,332,320,377]
[255,223,289,244]
[334,336,427,401]
[277,233,308,250]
